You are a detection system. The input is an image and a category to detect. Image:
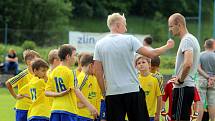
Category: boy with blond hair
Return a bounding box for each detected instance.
[48,49,60,72]
[5,49,40,121]
[45,44,98,121]
[135,55,162,121]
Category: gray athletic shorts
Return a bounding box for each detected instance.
[198,76,215,106]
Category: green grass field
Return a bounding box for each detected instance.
[0,88,15,121]
[0,87,169,121]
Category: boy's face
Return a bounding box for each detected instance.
[34,67,48,79]
[136,58,150,72]
[67,50,76,66]
[53,58,61,66]
[88,63,95,75]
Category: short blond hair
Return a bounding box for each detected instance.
[48,49,59,64]
[107,13,125,29]
[169,13,186,27]
[135,54,151,66]
[23,49,40,62]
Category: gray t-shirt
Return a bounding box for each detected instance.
[94,34,142,95]
[199,51,215,75]
[175,33,200,88]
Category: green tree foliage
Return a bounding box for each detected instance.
[72,0,213,19]
[72,0,134,18]
[0,0,72,45]
[0,0,213,46]
[22,40,37,50]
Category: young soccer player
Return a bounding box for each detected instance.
[45,44,98,121]
[75,52,87,76]
[5,49,40,121]
[151,56,164,95]
[48,49,60,73]
[77,53,104,121]
[46,49,61,105]
[27,58,51,121]
[135,55,162,121]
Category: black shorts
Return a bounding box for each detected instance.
[172,86,194,121]
[105,88,149,121]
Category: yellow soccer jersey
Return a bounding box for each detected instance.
[8,69,33,110]
[77,72,102,119]
[46,69,54,105]
[152,71,164,95]
[75,68,81,76]
[138,73,162,117]
[45,65,78,114]
[28,76,51,119]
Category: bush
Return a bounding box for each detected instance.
[160,56,175,69]
[22,40,37,50]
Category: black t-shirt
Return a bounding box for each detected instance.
[8,53,16,59]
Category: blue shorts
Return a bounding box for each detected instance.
[50,111,77,121]
[77,116,93,121]
[28,116,49,121]
[16,109,28,121]
[99,100,106,120]
[149,117,154,121]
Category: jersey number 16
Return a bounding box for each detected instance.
[54,77,67,92]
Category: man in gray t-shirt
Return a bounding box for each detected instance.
[94,13,174,121]
[168,13,200,121]
[198,39,215,121]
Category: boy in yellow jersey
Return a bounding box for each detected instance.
[45,44,98,121]
[135,55,162,121]
[47,49,60,74]
[77,53,105,121]
[46,49,61,105]
[27,58,51,121]
[75,52,87,76]
[5,50,40,121]
[150,56,164,95]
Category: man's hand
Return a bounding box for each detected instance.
[208,77,214,88]
[166,39,175,49]
[170,76,181,85]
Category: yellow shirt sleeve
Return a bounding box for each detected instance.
[8,69,28,87]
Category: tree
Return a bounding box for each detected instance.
[0,0,72,45]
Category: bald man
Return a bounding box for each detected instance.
[169,13,200,121]
[198,39,215,121]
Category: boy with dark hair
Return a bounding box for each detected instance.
[45,44,98,121]
[5,49,40,121]
[143,36,153,50]
[77,53,105,121]
[151,56,164,95]
[27,58,51,121]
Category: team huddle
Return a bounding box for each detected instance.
[5,46,106,121]
[5,12,215,121]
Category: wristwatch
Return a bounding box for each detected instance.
[178,78,184,84]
